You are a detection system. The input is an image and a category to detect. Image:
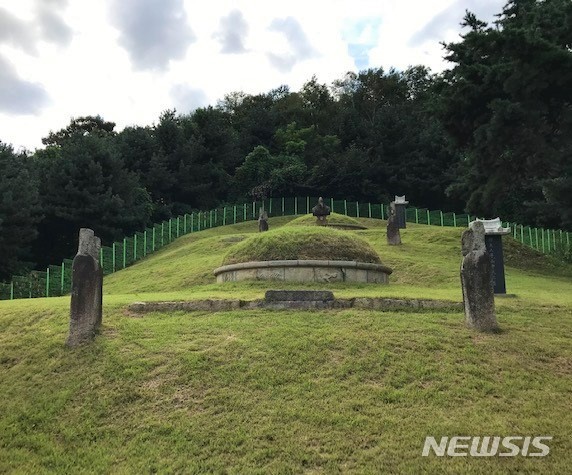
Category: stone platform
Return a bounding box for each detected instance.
[213,260,393,284]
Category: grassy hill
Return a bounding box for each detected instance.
[1,216,571,473]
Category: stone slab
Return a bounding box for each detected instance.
[265,290,335,302]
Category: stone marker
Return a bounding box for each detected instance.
[470,217,511,294]
[312,197,331,225]
[66,228,103,347]
[392,195,409,229]
[386,202,401,245]
[258,208,269,232]
[460,221,499,332]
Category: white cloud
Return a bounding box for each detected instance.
[213,9,249,54]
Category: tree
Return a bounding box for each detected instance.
[0,143,42,279]
[35,134,152,266]
[42,115,116,146]
[439,0,572,227]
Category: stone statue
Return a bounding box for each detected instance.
[258,208,269,232]
[66,228,103,347]
[460,221,498,332]
[386,202,401,245]
[312,197,331,225]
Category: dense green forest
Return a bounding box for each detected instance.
[0,0,570,279]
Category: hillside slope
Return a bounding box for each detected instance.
[102,216,572,308]
[0,217,571,473]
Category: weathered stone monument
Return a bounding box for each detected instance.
[386,202,401,245]
[470,218,511,294]
[460,221,499,332]
[66,228,103,347]
[391,195,408,229]
[258,208,269,232]
[312,197,331,225]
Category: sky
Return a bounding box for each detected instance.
[0,0,506,151]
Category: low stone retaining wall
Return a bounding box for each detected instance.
[213,260,393,284]
[127,296,462,314]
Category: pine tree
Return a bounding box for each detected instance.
[0,143,42,279]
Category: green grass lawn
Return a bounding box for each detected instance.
[1,216,571,473]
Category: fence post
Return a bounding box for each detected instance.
[344,200,347,216]
[112,243,116,271]
[453,212,457,227]
[415,208,419,224]
[100,247,103,268]
[541,228,545,253]
[269,198,272,215]
[243,204,247,221]
[143,231,147,257]
[368,202,372,218]
[295,198,298,216]
[440,211,444,226]
[169,219,173,242]
[331,198,334,213]
[282,197,285,215]
[61,261,65,294]
[152,227,156,251]
[520,225,524,244]
[467,215,471,226]
[223,208,226,226]
[123,238,127,269]
[427,209,431,225]
[528,227,532,248]
[123,237,127,268]
[233,206,237,224]
[381,204,385,220]
[535,228,539,250]
[184,214,188,233]
[356,201,360,218]
[252,202,255,218]
[10,281,14,300]
[176,217,180,237]
[134,234,137,261]
[306,196,310,214]
[46,267,50,298]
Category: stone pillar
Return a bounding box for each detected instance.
[470,218,511,294]
[66,228,103,347]
[386,202,401,245]
[392,195,408,229]
[258,208,269,232]
[312,197,331,225]
[460,221,499,332]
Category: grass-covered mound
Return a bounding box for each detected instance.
[287,212,366,228]
[222,226,381,265]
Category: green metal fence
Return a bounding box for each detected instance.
[1,197,570,300]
